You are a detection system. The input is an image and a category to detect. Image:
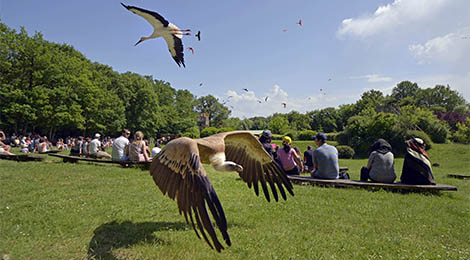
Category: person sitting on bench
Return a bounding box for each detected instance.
[400,138,436,185]
[129,131,152,162]
[360,139,396,183]
[88,134,112,159]
[310,133,339,179]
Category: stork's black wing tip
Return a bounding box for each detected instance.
[120,3,128,9]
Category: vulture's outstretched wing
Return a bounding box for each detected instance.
[150,137,230,251]
[222,131,294,202]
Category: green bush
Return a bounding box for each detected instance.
[452,118,470,144]
[298,130,316,140]
[426,122,449,143]
[283,130,298,140]
[181,126,200,138]
[326,132,339,141]
[217,127,234,134]
[336,145,355,159]
[336,131,349,145]
[200,127,218,138]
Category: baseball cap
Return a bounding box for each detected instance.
[95,133,101,138]
[314,133,327,141]
[262,130,272,138]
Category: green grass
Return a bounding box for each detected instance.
[1,143,469,259]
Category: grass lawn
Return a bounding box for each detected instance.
[1,143,469,259]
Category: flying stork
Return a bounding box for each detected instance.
[121,3,190,67]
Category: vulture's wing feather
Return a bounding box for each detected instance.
[150,137,230,251]
[222,131,294,202]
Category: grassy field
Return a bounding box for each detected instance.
[1,143,469,259]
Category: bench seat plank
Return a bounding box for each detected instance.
[288,175,457,192]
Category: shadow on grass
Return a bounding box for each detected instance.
[87,220,186,260]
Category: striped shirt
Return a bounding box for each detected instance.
[313,144,339,179]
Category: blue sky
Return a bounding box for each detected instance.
[1,0,469,118]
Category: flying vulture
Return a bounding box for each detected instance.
[195,30,201,41]
[150,131,294,252]
[121,3,190,67]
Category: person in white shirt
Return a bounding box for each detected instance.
[151,141,162,158]
[89,133,111,159]
[112,129,130,161]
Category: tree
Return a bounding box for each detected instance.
[268,114,289,134]
[195,95,229,128]
[417,85,466,112]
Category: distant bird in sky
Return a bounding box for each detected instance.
[187,47,194,54]
[282,29,288,32]
[328,78,332,81]
[227,96,233,99]
[297,19,302,27]
[195,31,201,41]
[242,88,249,92]
[282,103,287,108]
[121,3,190,67]
[320,88,323,92]
[308,97,312,100]
[462,36,470,39]
[265,96,269,102]
[199,82,203,87]
[257,100,262,103]
[150,131,294,251]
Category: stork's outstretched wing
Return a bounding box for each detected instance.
[221,131,294,202]
[150,137,230,251]
[121,3,169,29]
[163,28,185,67]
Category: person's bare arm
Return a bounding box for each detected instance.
[0,131,5,141]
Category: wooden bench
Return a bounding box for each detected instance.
[0,153,46,162]
[287,175,457,193]
[47,153,151,169]
[447,174,470,179]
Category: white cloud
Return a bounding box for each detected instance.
[337,0,448,37]
[409,27,470,63]
[351,74,393,83]
[221,85,339,118]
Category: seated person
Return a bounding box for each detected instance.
[276,136,302,175]
[70,137,83,156]
[0,130,14,155]
[400,138,436,185]
[112,129,130,161]
[360,139,396,183]
[56,138,66,151]
[311,133,339,179]
[151,141,162,158]
[88,134,112,159]
[37,138,51,153]
[129,131,152,162]
[259,130,274,158]
[303,146,315,172]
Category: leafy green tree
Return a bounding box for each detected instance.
[269,114,289,134]
[195,95,229,128]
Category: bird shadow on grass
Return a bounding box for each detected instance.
[87,220,186,260]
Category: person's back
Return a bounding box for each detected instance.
[303,146,315,171]
[401,138,435,185]
[88,138,101,154]
[311,133,339,179]
[112,131,130,161]
[313,144,339,179]
[129,140,145,161]
[368,151,396,183]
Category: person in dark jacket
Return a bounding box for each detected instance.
[400,138,436,185]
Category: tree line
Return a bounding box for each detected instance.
[1,22,469,146]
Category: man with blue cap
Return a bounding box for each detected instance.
[311,133,339,179]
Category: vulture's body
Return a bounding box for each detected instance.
[150,131,294,252]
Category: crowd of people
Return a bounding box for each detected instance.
[258,129,436,185]
[0,128,437,185]
[0,128,164,163]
